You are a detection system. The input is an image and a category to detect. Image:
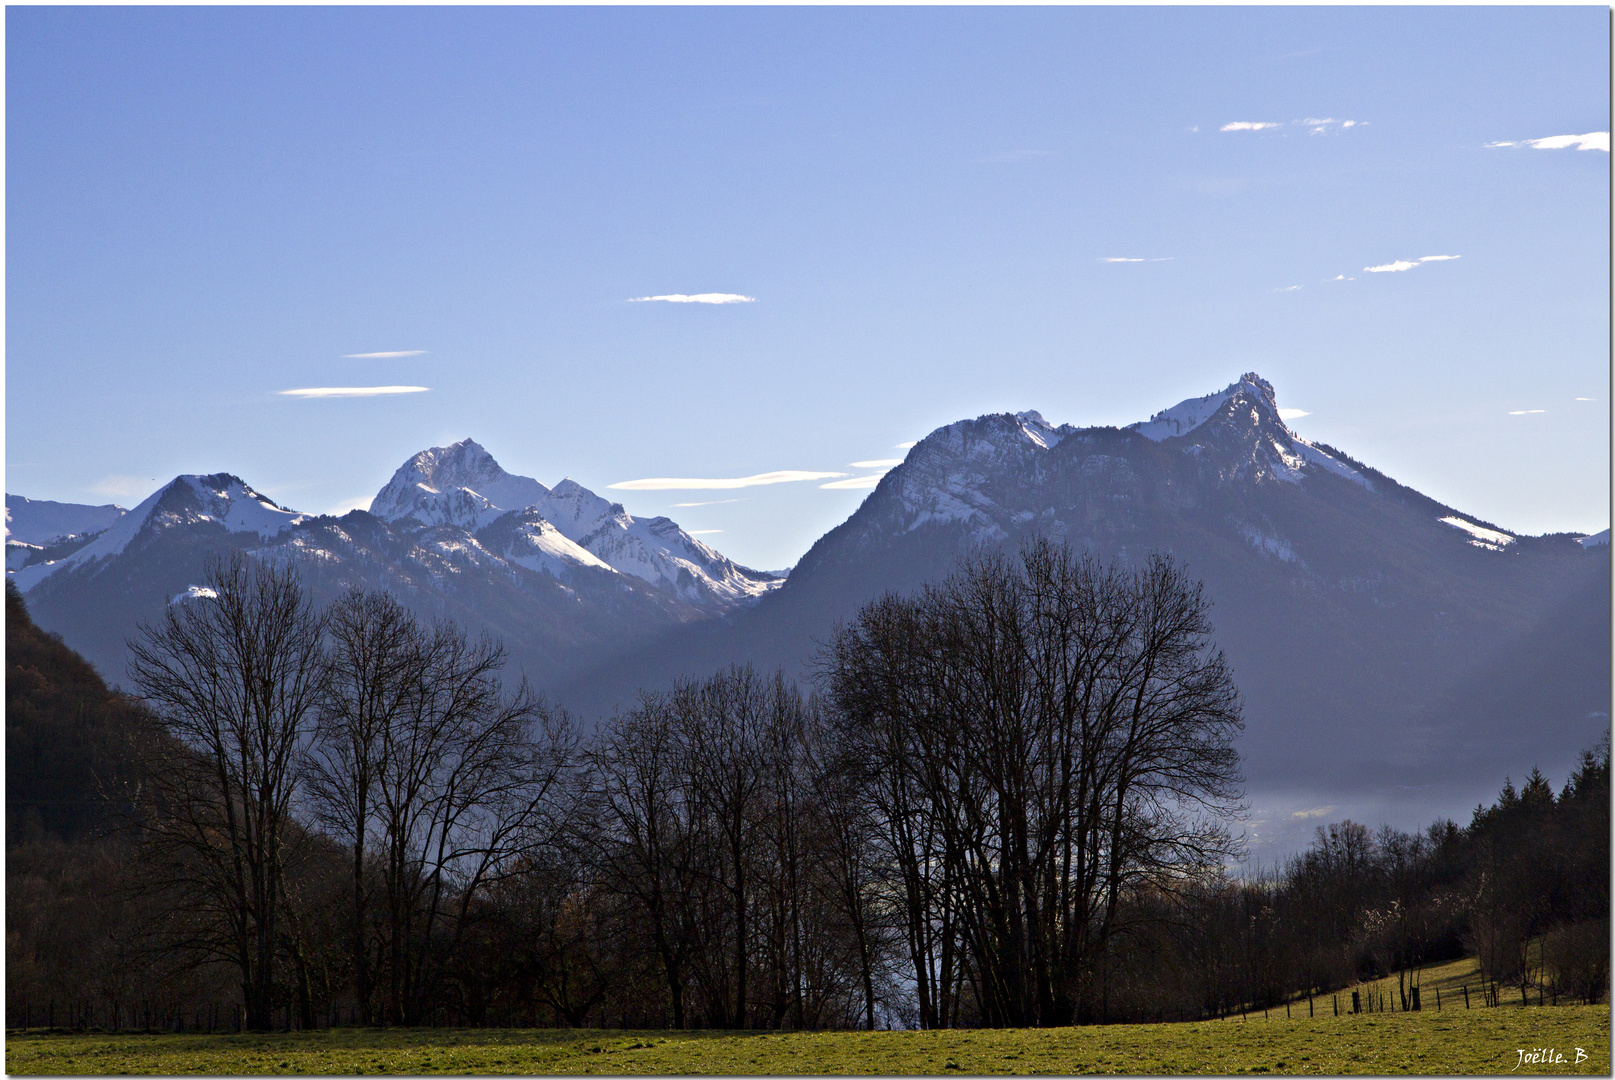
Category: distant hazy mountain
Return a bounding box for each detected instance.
[5,494,127,546]
[558,374,1610,848]
[10,449,780,689]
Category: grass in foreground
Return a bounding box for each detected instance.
[7,1006,1609,1075]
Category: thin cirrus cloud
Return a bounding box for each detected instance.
[821,474,887,490]
[609,470,844,491]
[895,441,918,449]
[627,293,755,304]
[279,386,430,398]
[1101,257,1173,263]
[670,498,743,508]
[343,350,426,359]
[1508,409,1547,415]
[1274,285,1302,293]
[1278,409,1311,420]
[1486,132,1609,152]
[848,459,904,468]
[1363,255,1460,273]
[1221,119,1360,134]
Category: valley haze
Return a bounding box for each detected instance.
[8,373,1608,862]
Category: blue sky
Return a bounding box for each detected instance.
[7,6,1609,571]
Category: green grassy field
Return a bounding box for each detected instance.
[7,1005,1608,1075]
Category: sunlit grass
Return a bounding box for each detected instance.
[8,1005,1608,1075]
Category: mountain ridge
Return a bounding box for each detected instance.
[10,373,1607,854]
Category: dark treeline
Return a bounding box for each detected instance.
[6,544,1607,1032]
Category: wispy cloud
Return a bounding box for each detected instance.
[849,459,904,468]
[688,529,723,535]
[1101,257,1173,263]
[1487,132,1609,152]
[326,496,374,515]
[1274,285,1302,292]
[1508,409,1546,415]
[1291,806,1338,821]
[343,350,426,359]
[90,474,160,499]
[895,441,919,449]
[670,498,743,508]
[1223,118,1361,135]
[1329,274,1355,282]
[1278,408,1311,420]
[821,474,887,490]
[1363,255,1459,274]
[1576,397,1596,402]
[279,386,430,398]
[609,470,844,491]
[628,293,756,304]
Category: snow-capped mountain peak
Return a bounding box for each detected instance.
[370,441,782,606]
[10,474,306,591]
[1129,372,1280,443]
[1013,409,1070,449]
[370,438,552,529]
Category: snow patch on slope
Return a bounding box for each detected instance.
[1292,439,1375,491]
[1130,387,1237,442]
[1440,516,1514,551]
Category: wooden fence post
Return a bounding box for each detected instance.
[1463,985,1469,1009]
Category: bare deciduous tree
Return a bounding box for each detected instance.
[128,552,326,1030]
[823,540,1245,1026]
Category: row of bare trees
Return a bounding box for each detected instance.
[11,542,1599,1031]
[126,555,573,1030]
[103,542,1247,1030]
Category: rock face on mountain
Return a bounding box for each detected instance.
[561,374,1609,846]
[11,445,780,689]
